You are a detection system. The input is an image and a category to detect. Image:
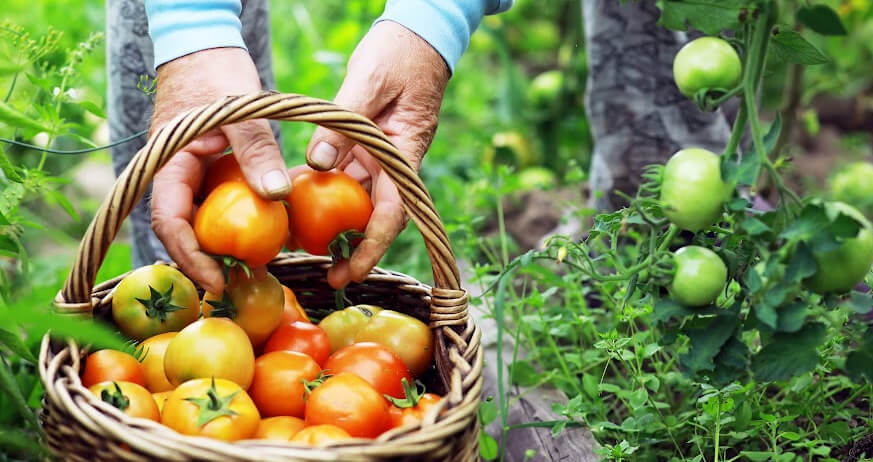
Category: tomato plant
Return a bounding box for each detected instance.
[318,304,382,353]
[254,416,305,441]
[304,372,391,438]
[263,321,332,366]
[286,170,372,256]
[324,342,412,399]
[163,318,255,389]
[139,332,177,392]
[161,378,260,441]
[249,350,321,418]
[88,381,160,422]
[673,36,742,98]
[203,266,285,347]
[81,350,146,389]
[111,265,199,341]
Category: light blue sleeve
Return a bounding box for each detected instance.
[376,0,515,74]
[145,0,246,69]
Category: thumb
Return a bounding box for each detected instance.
[306,74,397,171]
[222,119,290,200]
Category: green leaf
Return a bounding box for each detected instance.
[680,315,739,373]
[784,244,816,284]
[740,217,770,236]
[843,291,873,314]
[797,6,847,36]
[78,100,106,119]
[776,302,807,333]
[0,428,47,459]
[0,353,39,430]
[742,452,778,462]
[656,0,746,35]
[45,189,80,222]
[722,150,761,186]
[752,323,826,382]
[509,360,540,387]
[780,204,828,242]
[479,432,499,460]
[651,299,694,324]
[479,399,498,425]
[770,30,829,65]
[0,234,17,256]
[0,328,37,363]
[845,329,873,383]
[0,100,51,133]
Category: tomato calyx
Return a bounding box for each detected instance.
[204,291,238,320]
[384,378,426,409]
[213,255,253,282]
[328,230,366,261]
[134,284,188,322]
[99,382,131,411]
[302,371,332,400]
[184,377,240,428]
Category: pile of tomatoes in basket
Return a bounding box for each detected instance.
[81,154,442,445]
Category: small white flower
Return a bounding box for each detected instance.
[65,88,80,101]
[32,132,50,148]
[52,87,61,97]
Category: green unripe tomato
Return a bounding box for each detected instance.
[829,162,873,206]
[669,246,728,307]
[804,202,873,294]
[673,37,742,98]
[528,70,564,106]
[660,148,731,232]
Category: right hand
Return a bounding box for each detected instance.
[149,47,289,294]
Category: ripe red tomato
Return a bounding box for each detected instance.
[161,378,260,441]
[194,181,288,266]
[254,416,306,441]
[203,267,285,347]
[163,317,255,389]
[286,171,373,256]
[249,351,321,418]
[89,381,160,422]
[304,373,390,438]
[290,424,352,446]
[202,153,244,198]
[263,321,331,366]
[111,265,199,341]
[281,285,311,324]
[81,350,146,388]
[324,342,412,399]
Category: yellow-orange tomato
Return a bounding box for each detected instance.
[304,373,390,438]
[249,351,321,418]
[111,265,200,341]
[203,267,284,348]
[354,311,434,377]
[140,332,177,392]
[290,425,352,446]
[282,285,310,324]
[194,181,288,267]
[389,393,443,428]
[318,305,383,353]
[161,378,260,441]
[254,416,306,441]
[81,350,146,388]
[202,153,245,198]
[287,171,373,256]
[153,391,172,413]
[89,381,160,422]
[163,318,255,389]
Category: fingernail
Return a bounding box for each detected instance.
[261,169,291,197]
[310,142,338,170]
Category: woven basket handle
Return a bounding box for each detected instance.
[57,92,463,312]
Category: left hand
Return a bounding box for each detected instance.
[304,21,450,289]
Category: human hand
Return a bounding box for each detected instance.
[150,47,290,294]
[305,21,450,289]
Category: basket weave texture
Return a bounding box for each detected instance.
[38,92,483,461]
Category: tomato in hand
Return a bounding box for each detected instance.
[304,373,390,438]
[201,153,244,198]
[254,416,305,441]
[112,265,199,341]
[805,202,873,294]
[263,321,331,366]
[673,37,742,98]
[669,246,727,307]
[203,267,284,347]
[194,180,288,266]
[89,381,160,422]
[81,350,146,388]
[140,332,177,392]
[290,425,352,446]
[161,378,260,441]
[324,342,412,399]
[153,391,172,413]
[163,317,255,389]
[281,285,310,324]
[355,310,433,377]
[249,351,321,418]
[318,304,382,353]
[660,148,731,232]
[286,170,373,256]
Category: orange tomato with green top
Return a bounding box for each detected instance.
[202,267,284,348]
[161,378,260,441]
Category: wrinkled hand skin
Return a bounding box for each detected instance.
[303,21,450,289]
[150,48,290,294]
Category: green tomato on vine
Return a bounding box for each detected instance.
[660,148,732,232]
[804,202,873,294]
[673,37,742,99]
[669,245,728,307]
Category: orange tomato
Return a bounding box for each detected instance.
[249,351,321,418]
[304,373,390,438]
[281,285,310,324]
[287,171,373,256]
[140,332,177,392]
[202,153,244,198]
[389,393,442,428]
[354,311,434,377]
[81,350,146,388]
[263,321,331,366]
[203,267,284,347]
[254,416,306,441]
[153,391,172,413]
[290,424,352,446]
[89,381,160,422]
[194,180,288,266]
[324,342,411,399]
[161,378,260,441]
[163,318,255,389]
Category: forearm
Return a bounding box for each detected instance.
[144,0,246,68]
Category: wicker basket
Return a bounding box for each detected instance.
[38,91,483,462]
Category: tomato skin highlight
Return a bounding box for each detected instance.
[324,342,412,399]
[89,381,160,422]
[318,305,383,353]
[669,246,728,307]
[111,265,199,341]
[304,373,391,438]
[81,350,146,389]
[161,378,260,441]
[194,181,288,266]
[139,332,177,392]
[660,148,730,232]
[281,285,310,324]
[203,267,285,348]
[673,37,742,98]
[287,171,373,256]
[354,311,434,377]
[249,351,321,418]
[254,416,306,441]
[202,153,245,198]
[805,202,873,294]
[290,425,352,446]
[163,317,255,389]
[263,321,332,366]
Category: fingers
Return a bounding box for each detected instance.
[151,152,225,293]
[222,119,290,200]
[184,130,229,155]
